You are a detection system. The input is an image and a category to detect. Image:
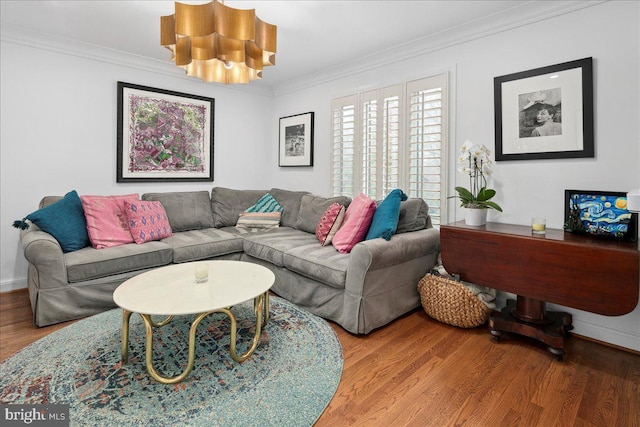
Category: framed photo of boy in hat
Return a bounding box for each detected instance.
[494,57,594,161]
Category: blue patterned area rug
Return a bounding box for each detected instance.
[0,296,343,426]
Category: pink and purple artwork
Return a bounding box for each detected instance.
[128,95,207,173]
[117,82,214,182]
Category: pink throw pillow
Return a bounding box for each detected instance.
[81,194,139,249]
[315,203,345,246]
[124,200,173,244]
[332,193,376,253]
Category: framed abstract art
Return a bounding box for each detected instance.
[117,82,215,182]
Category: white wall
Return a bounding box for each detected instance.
[0,42,273,291]
[268,1,640,351]
[1,1,638,351]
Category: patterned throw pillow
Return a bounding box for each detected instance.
[236,212,282,230]
[245,193,284,213]
[315,203,345,246]
[81,194,139,249]
[123,200,173,244]
[13,190,90,253]
[331,193,377,253]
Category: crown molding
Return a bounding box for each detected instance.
[0,27,275,98]
[271,0,605,97]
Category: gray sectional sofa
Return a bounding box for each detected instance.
[19,187,440,334]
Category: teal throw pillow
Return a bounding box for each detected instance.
[245,193,284,213]
[14,190,90,252]
[365,189,408,241]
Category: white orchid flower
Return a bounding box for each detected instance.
[460,139,474,152]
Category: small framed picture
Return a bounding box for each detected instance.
[279,112,314,167]
[494,57,594,161]
[564,189,637,242]
[117,82,214,182]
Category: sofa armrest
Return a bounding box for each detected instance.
[345,227,440,296]
[21,226,69,289]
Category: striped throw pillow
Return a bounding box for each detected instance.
[236,212,282,230]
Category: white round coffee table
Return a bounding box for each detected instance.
[113,260,275,384]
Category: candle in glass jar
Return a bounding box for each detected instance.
[194,263,209,283]
[531,218,546,235]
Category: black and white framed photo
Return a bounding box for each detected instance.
[278,112,314,167]
[494,57,594,161]
[117,82,214,182]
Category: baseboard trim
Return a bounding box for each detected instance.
[1,278,27,293]
[572,332,640,356]
[570,318,640,353]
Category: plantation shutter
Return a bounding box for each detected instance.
[331,95,357,197]
[361,90,378,198]
[331,73,448,224]
[359,85,402,200]
[381,85,402,198]
[406,75,447,225]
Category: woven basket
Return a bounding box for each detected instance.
[417,274,492,328]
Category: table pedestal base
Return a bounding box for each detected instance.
[489,297,573,360]
[121,292,269,384]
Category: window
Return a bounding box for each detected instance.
[331,73,448,225]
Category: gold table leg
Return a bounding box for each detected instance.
[220,291,267,363]
[120,291,269,384]
[256,292,269,326]
[121,309,133,363]
[121,310,173,365]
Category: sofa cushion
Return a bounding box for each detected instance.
[81,194,139,249]
[332,193,377,253]
[396,198,430,233]
[316,203,345,246]
[283,244,349,289]
[211,187,268,228]
[21,190,90,253]
[269,188,310,228]
[242,228,318,267]
[366,189,408,240]
[296,194,351,233]
[65,241,173,283]
[124,200,173,244]
[160,228,244,263]
[142,191,214,232]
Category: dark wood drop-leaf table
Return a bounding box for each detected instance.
[440,222,639,359]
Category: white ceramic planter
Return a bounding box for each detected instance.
[464,207,487,226]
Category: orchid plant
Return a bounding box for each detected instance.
[452,140,502,212]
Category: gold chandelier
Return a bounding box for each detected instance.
[160,1,277,85]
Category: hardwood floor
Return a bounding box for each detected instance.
[1,288,639,426]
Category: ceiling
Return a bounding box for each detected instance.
[0,1,596,94]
